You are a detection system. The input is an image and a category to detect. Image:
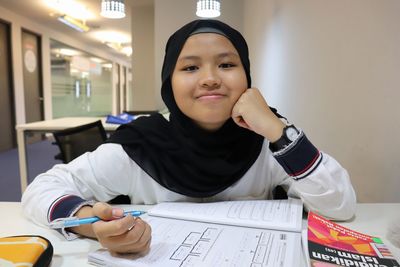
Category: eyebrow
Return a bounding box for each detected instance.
[177,52,240,62]
[217,52,240,59]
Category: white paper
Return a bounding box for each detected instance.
[302,229,310,267]
[148,199,303,232]
[88,215,302,267]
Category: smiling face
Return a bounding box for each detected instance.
[171,33,248,131]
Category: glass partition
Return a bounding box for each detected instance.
[50,39,113,118]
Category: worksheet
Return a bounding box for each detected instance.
[148,199,303,232]
[88,215,302,267]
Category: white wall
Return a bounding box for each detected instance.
[244,0,400,202]
[153,0,244,109]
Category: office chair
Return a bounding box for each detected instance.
[53,120,107,164]
[53,120,131,204]
[123,110,158,115]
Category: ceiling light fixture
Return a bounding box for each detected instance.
[196,0,221,18]
[45,0,95,20]
[93,31,130,44]
[104,42,132,57]
[121,46,132,57]
[100,0,126,19]
[57,15,90,32]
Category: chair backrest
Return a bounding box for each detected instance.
[123,110,158,115]
[53,120,107,163]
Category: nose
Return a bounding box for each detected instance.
[199,67,221,89]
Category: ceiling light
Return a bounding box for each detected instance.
[101,0,126,19]
[90,57,105,63]
[102,63,113,69]
[55,48,81,57]
[196,0,221,18]
[105,42,121,50]
[57,15,90,32]
[121,46,132,57]
[103,42,132,57]
[93,31,130,44]
[44,0,95,20]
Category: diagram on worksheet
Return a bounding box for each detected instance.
[88,215,301,267]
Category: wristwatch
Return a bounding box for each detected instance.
[269,124,300,152]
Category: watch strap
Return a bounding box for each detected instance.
[269,125,299,152]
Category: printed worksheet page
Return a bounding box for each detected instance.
[148,198,303,232]
[88,215,302,267]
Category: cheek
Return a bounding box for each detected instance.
[171,75,191,109]
[230,73,248,100]
[238,72,249,90]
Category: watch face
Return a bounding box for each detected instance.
[286,127,299,141]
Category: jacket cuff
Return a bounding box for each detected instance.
[272,133,322,180]
[47,195,94,240]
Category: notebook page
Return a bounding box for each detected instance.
[148,199,303,232]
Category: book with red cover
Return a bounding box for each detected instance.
[307,211,399,267]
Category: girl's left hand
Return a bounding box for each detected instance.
[231,88,285,142]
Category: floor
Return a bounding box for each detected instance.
[0,139,62,201]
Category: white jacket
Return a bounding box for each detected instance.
[22,139,356,232]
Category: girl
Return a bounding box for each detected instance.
[22,19,356,255]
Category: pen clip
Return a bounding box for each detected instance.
[49,216,79,229]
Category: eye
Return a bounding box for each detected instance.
[181,65,198,72]
[219,63,236,69]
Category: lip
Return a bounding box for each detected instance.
[196,93,226,101]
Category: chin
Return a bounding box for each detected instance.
[194,118,228,131]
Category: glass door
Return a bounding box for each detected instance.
[50,39,113,118]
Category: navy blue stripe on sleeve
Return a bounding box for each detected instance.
[48,195,86,222]
[273,134,322,180]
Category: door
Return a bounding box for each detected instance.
[21,30,44,143]
[0,20,16,152]
[22,30,44,123]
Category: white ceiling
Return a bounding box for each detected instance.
[0,0,154,61]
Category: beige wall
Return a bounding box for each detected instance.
[244,0,400,202]
[153,0,244,110]
[131,5,156,110]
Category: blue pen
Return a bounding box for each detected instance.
[49,210,146,229]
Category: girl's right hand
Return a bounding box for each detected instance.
[72,202,152,254]
[231,88,285,142]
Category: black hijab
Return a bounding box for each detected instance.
[107,19,268,198]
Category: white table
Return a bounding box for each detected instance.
[0,202,150,267]
[16,117,119,193]
[0,202,399,267]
